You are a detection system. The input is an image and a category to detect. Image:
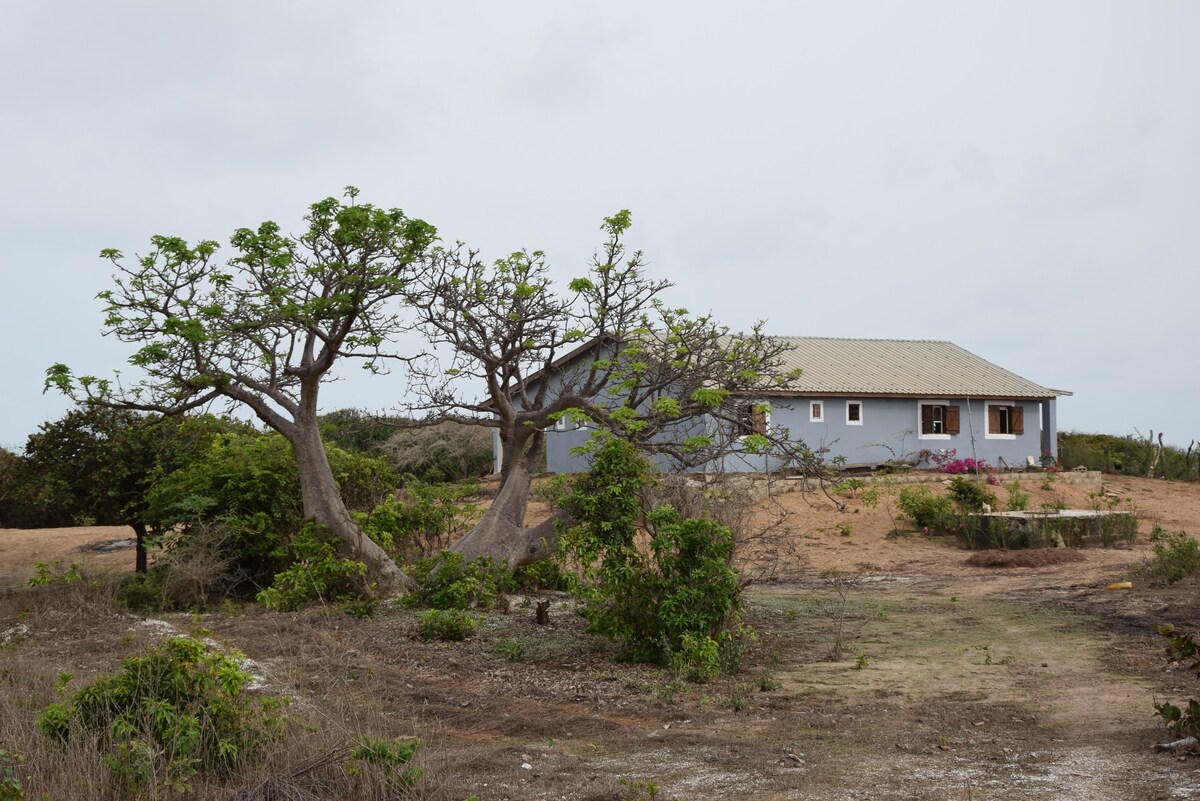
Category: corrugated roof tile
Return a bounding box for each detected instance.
[769,338,1063,398]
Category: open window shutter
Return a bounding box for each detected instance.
[946,406,960,435]
[752,407,767,435]
[921,404,934,434]
[988,406,1000,434]
[1011,406,1024,435]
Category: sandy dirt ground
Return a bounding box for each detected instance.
[3,474,1200,799]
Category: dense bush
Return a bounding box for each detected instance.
[118,521,246,613]
[417,609,479,641]
[356,483,480,560]
[405,550,510,611]
[38,637,287,796]
[256,524,374,614]
[146,432,397,587]
[564,439,746,673]
[947,477,997,513]
[896,486,954,531]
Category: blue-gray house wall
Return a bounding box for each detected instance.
[530,395,1059,474]
[763,396,1056,469]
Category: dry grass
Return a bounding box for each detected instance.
[0,577,449,801]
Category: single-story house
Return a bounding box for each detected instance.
[499,337,1070,474]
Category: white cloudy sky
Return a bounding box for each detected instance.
[2,1,1197,449]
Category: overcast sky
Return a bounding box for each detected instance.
[2,1,1197,450]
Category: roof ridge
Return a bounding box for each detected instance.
[773,336,954,344]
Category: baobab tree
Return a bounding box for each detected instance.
[407,211,803,570]
[47,188,436,586]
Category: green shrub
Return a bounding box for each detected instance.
[356,483,480,559]
[948,477,996,513]
[147,432,397,587]
[0,748,23,801]
[1153,624,1200,738]
[27,560,81,587]
[1004,480,1029,511]
[669,633,722,684]
[256,524,373,613]
[405,550,511,611]
[530,473,576,505]
[344,736,423,793]
[117,568,172,613]
[38,637,287,796]
[564,439,747,672]
[1140,527,1200,585]
[511,558,570,593]
[417,609,478,641]
[896,486,954,531]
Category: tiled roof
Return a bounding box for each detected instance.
[768,338,1064,398]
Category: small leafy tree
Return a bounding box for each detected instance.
[563,438,745,674]
[47,189,437,586]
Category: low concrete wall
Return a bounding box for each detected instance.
[969,509,1137,549]
[841,469,1101,491]
[701,469,1102,501]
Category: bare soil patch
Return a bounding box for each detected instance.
[2,474,1200,799]
[965,547,1086,568]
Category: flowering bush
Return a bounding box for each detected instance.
[917,448,988,475]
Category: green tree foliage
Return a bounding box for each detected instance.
[46,189,438,584]
[563,439,745,674]
[10,408,222,570]
[146,431,397,586]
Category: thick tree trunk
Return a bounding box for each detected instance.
[290,419,411,589]
[452,434,565,570]
[132,521,148,574]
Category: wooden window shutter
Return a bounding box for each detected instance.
[921,404,934,434]
[988,405,1000,434]
[752,407,767,435]
[946,406,960,435]
[1011,406,1024,435]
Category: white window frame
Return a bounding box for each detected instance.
[809,400,824,423]
[554,416,568,431]
[985,401,1017,440]
[845,400,863,426]
[917,400,952,441]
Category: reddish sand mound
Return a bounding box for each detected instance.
[965,548,1086,569]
